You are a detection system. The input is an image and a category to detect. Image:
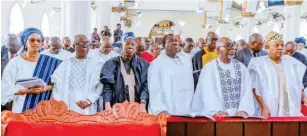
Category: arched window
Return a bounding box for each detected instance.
[9,3,24,34]
[41,12,50,37]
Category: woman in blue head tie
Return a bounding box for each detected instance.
[295,37,307,58]
[1,27,62,113]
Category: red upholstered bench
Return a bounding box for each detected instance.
[1,100,167,136]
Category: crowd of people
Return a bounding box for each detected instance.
[1,25,307,118]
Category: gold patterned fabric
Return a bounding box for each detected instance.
[264,31,283,45]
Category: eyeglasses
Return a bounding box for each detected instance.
[75,41,89,47]
[219,43,233,48]
[209,38,218,41]
[29,38,42,43]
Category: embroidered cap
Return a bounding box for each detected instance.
[122,32,135,41]
[264,31,283,45]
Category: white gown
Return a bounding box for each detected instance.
[248,55,306,116]
[88,49,120,111]
[148,52,194,116]
[40,49,72,60]
[1,56,37,113]
[191,59,255,117]
[51,56,102,115]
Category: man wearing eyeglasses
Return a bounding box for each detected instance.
[192,32,219,89]
[1,34,21,76]
[51,34,102,115]
[41,37,72,60]
[191,37,255,118]
[100,32,149,113]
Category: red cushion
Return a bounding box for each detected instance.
[6,121,160,136]
[301,104,307,116]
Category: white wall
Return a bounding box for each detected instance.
[125,10,247,41]
[126,11,207,40]
[2,0,306,44]
[1,0,61,40]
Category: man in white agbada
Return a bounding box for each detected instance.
[51,34,102,115]
[40,37,72,60]
[87,41,119,111]
[191,37,255,117]
[248,32,307,117]
[148,34,194,116]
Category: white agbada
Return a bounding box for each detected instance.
[148,52,194,115]
[178,51,193,59]
[248,55,306,116]
[51,56,102,115]
[88,49,119,111]
[41,49,72,60]
[191,59,255,117]
[1,56,36,113]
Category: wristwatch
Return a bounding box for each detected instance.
[86,99,92,105]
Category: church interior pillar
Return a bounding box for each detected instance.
[63,1,91,39]
[283,0,303,42]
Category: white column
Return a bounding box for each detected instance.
[96,1,112,31]
[64,1,91,39]
[241,0,257,41]
[283,5,301,42]
[217,23,230,37]
[217,0,232,37]
[242,15,255,41]
[60,1,67,38]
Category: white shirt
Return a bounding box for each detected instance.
[148,52,194,116]
[191,59,255,117]
[1,56,37,113]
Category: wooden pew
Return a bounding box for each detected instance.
[167,116,307,136]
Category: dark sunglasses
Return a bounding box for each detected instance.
[29,38,42,43]
[209,38,218,41]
